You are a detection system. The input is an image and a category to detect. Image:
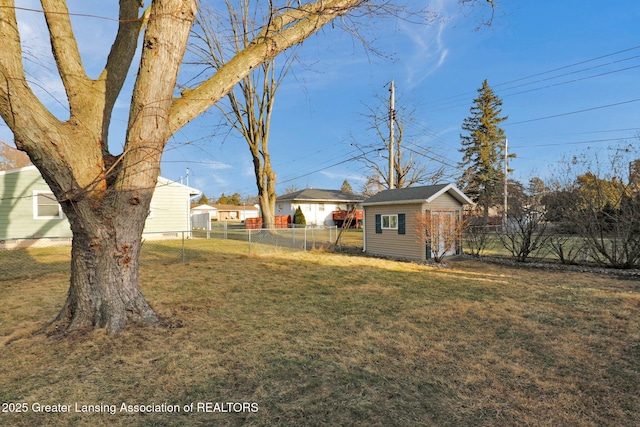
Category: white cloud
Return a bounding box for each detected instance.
[319,170,366,183]
[398,1,456,87]
[204,161,233,170]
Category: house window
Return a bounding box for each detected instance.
[382,214,398,229]
[278,203,283,212]
[319,203,325,211]
[33,191,62,219]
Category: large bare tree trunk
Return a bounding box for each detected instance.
[0,0,195,335]
[0,0,399,335]
[55,191,157,333]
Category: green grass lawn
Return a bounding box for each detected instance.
[1,240,638,426]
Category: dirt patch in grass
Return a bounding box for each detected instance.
[0,240,638,426]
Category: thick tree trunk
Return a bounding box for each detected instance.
[250,144,277,229]
[50,189,158,335]
[259,191,276,228]
[0,0,373,337]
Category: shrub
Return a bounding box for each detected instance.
[293,206,306,226]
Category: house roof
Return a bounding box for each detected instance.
[191,204,218,211]
[211,203,259,211]
[1,165,202,196]
[277,188,365,203]
[362,184,473,206]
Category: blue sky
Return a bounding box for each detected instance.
[2,1,640,200]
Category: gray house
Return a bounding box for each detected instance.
[0,166,200,244]
[362,184,473,261]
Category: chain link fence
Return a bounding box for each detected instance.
[0,225,352,275]
[190,223,341,256]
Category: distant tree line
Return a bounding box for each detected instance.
[463,148,640,269]
[457,80,640,269]
[194,192,248,206]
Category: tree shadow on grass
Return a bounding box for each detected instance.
[138,244,640,426]
[1,240,639,426]
[0,245,71,282]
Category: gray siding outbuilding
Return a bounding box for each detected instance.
[362,184,473,261]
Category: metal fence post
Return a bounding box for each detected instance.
[304,226,307,251]
[181,231,185,263]
[248,227,251,255]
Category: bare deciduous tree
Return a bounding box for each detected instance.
[189,1,297,228]
[353,90,445,195]
[414,210,465,263]
[545,145,640,268]
[0,0,388,335]
[0,0,496,335]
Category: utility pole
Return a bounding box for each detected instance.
[388,79,395,189]
[503,138,508,231]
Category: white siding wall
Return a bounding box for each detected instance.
[0,167,72,239]
[143,180,191,233]
[0,167,195,240]
[276,201,355,226]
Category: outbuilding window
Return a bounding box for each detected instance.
[375,213,405,234]
[382,214,398,229]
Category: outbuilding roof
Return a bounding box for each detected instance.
[362,183,473,206]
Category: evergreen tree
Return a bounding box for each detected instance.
[458,80,512,224]
[293,206,306,226]
[341,179,354,193]
[197,194,209,205]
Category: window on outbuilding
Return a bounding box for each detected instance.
[382,214,398,229]
[374,213,405,234]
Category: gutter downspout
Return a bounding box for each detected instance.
[362,207,366,253]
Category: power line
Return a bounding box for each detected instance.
[427,61,640,113]
[507,98,640,126]
[278,149,380,185]
[510,137,636,149]
[426,44,640,107]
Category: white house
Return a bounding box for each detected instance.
[0,166,200,245]
[190,203,260,222]
[276,188,365,227]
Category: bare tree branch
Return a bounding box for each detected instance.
[169,0,370,134]
[100,0,149,156]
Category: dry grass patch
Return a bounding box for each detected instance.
[0,240,638,426]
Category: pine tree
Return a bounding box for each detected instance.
[458,79,511,224]
[197,194,209,205]
[341,179,354,193]
[293,206,306,226]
